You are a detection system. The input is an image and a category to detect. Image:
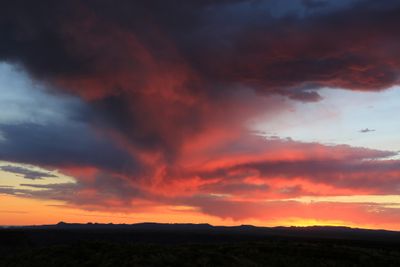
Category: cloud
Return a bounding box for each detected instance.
[301,0,329,9]
[2,0,400,94]
[0,0,400,226]
[2,136,399,213]
[0,63,138,174]
[0,0,399,162]
[360,128,376,133]
[0,165,56,180]
[0,123,138,173]
[286,90,323,102]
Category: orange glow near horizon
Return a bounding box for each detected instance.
[1,194,399,231]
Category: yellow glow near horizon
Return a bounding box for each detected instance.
[274,218,354,228]
[0,161,75,190]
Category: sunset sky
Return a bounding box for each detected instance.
[1,0,400,230]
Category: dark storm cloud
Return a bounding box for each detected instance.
[0,123,137,173]
[0,165,56,180]
[89,92,206,161]
[0,0,87,78]
[1,0,400,92]
[1,1,399,157]
[1,0,400,144]
[190,1,400,92]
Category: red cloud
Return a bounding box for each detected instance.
[1,0,400,228]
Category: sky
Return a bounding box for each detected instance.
[0,0,400,230]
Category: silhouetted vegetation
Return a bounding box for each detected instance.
[1,223,399,266]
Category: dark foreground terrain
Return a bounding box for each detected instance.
[1,223,400,266]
